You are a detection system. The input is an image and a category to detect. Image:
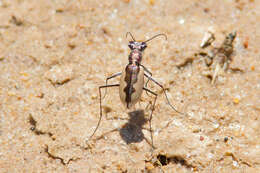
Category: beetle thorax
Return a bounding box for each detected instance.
[129,49,142,64]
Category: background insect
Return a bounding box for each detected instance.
[201,31,237,84]
[88,32,185,148]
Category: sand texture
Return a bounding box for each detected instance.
[0,0,259,172]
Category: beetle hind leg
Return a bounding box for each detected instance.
[143,87,158,152]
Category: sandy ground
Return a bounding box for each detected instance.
[0,0,259,172]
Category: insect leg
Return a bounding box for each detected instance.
[140,64,153,96]
[88,84,120,141]
[144,73,186,116]
[102,72,121,99]
[143,87,157,151]
[212,63,221,85]
[140,64,152,76]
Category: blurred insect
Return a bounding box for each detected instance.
[200,31,215,49]
[88,32,184,148]
[202,31,237,84]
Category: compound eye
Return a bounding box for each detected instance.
[128,41,134,49]
[140,43,147,50]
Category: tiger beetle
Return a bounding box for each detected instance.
[88,32,185,149]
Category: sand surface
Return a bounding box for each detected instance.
[0,0,259,172]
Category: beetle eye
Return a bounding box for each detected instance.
[128,41,134,49]
[140,43,147,50]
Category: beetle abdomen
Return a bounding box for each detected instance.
[119,64,144,109]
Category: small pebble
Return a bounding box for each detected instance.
[243,37,249,49]
[224,137,228,143]
[233,98,240,104]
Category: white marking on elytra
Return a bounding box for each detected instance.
[88,32,186,150]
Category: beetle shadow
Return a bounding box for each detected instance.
[119,109,151,144]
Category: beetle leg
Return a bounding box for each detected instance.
[140,64,152,76]
[143,87,157,151]
[140,64,153,97]
[88,84,120,142]
[102,72,121,99]
[144,73,186,116]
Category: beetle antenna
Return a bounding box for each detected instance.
[126,32,136,41]
[144,33,167,43]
